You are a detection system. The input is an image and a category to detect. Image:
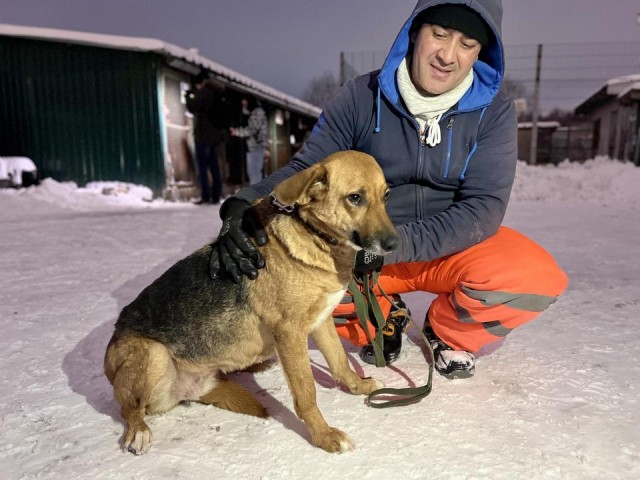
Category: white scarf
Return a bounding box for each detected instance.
[397,57,474,146]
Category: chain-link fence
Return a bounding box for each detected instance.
[340,41,640,163]
[341,41,640,116]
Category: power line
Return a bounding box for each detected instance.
[342,40,640,113]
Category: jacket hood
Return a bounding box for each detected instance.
[379,0,505,111]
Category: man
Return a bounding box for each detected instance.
[185,70,230,205]
[209,0,568,379]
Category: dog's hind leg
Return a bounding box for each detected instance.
[311,317,383,395]
[199,379,268,418]
[104,335,177,455]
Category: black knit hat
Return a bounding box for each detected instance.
[414,4,490,46]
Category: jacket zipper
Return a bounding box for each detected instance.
[443,117,454,178]
[421,127,428,146]
[417,125,425,220]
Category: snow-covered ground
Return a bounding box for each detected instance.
[1,158,639,480]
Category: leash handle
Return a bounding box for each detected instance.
[366,319,435,408]
[348,272,436,408]
[366,385,432,408]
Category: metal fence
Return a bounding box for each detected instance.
[340,41,640,116]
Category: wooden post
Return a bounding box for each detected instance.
[529,44,543,165]
[635,104,640,166]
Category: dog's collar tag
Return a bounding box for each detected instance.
[269,194,296,213]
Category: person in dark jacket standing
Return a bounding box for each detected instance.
[224,97,251,194]
[209,0,568,379]
[185,70,229,205]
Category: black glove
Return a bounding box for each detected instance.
[353,250,384,277]
[209,198,267,283]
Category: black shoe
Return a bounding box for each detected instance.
[423,324,476,379]
[359,295,410,366]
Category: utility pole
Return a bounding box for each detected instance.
[529,44,543,165]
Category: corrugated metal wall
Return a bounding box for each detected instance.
[0,36,166,193]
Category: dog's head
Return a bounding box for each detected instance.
[271,151,399,255]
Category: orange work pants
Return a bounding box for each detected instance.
[333,227,568,353]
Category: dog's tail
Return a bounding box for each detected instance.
[200,379,268,418]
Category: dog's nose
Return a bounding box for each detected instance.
[381,233,400,252]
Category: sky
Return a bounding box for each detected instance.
[1,156,639,479]
[2,0,640,99]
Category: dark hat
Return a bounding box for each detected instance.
[414,4,490,46]
[192,69,209,85]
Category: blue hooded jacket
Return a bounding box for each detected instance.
[234,0,517,264]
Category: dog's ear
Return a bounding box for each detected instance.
[273,163,328,207]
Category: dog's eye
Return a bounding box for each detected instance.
[347,193,362,205]
[384,190,390,204]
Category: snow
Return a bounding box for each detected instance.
[604,75,640,97]
[0,157,37,187]
[617,81,640,100]
[606,73,640,87]
[517,121,561,129]
[1,157,639,479]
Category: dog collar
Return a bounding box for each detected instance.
[269,193,297,213]
[308,224,340,246]
[269,193,339,246]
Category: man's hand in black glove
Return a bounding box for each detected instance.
[353,249,384,277]
[210,198,267,283]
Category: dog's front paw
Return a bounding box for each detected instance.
[312,427,355,453]
[349,376,384,395]
[123,424,153,455]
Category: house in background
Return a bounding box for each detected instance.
[574,74,640,166]
[516,121,560,164]
[0,24,321,198]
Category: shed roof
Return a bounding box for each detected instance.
[574,74,640,115]
[617,81,640,105]
[0,23,322,118]
[517,121,561,130]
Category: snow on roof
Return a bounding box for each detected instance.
[617,81,640,99]
[517,121,561,129]
[575,73,640,113]
[605,74,640,87]
[0,23,322,118]
[605,74,640,97]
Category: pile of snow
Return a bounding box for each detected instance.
[1,156,638,221]
[511,156,640,207]
[0,178,188,220]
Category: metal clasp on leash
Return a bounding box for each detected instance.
[269,193,297,213]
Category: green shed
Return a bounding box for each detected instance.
[0,24,321,198]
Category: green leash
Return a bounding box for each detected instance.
[348,272,386,368]
[347,272,435,408]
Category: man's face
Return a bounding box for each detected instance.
[410,24,481,96]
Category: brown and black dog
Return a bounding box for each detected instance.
[104,150,399,454]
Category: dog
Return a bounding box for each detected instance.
[104,150,399,454]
